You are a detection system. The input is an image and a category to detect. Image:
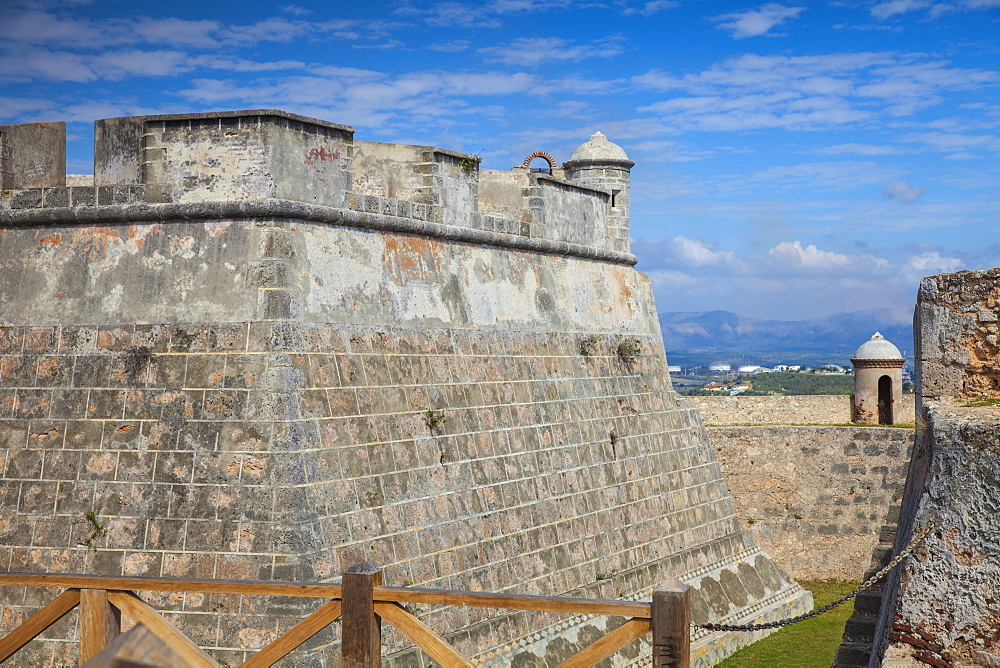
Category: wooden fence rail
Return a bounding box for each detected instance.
[0,563,690,667]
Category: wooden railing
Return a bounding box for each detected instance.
[0,563,691,667]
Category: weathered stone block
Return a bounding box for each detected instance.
[0,122,66,189]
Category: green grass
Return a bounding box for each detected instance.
[714,581,858,668]
[704,423,915,429]
[960,397,1000,407]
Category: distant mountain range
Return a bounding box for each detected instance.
[659,309,914,367]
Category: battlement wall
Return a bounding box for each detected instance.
[691,394,915,426]
[1,110,631,254]
[915,267,1000,400]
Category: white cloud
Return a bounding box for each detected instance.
[711,4,805,39]
[174,69,543,132]
[393,0,576,28]
[353,39,407,51]
[479,35,626,66]
[765,240,855,271]
[130,17,222,48]
[817,143,904,155]
[281,5,313,16]
[674,237,737,266]
[881,179,927,203]
[903,131,1000,155]
[426,40,472,52]
[623,1,680,16]
[870,0,932,19]
[744,161,902,191]
[899,252,963,283]
[635,236,984,320]
[632,51,997,131]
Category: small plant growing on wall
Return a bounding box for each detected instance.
[423,409,448,435]
[459,154,482,174]
[74,511,107,548]
[617,338,642,371]
[579,336,599,357]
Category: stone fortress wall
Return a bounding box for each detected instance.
[0,111,810,666]
[690,394,915,426]
[690,395,913,581]
[868,268,1000,668]
[708,425,911,581]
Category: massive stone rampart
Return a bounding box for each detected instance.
[868,268,1000,667]
[708,426,911,581]
[0,110,810,666]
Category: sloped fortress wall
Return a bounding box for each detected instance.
[870,268,1000,667]
[709,426,911,581]
[0,110,810,666]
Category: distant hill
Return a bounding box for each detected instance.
[659,309,913,367]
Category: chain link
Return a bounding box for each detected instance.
[692,521,934,632]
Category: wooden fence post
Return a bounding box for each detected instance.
[79,589,120,665]
[341,562,382,668]
[652,578,690,668]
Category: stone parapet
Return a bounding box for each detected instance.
[0,121,66,190]
[2,110,635,258]
[915,267,1000,400]
[689,394,915,426]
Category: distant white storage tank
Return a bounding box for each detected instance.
[709,363,731,372]
[668,365,682,374]
[737,365,762,374]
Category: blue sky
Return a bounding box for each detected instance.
[2,0,998,322]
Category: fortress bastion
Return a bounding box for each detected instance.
[0,110,810,666]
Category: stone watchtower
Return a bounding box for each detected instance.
[563,131,634,252]
[851,332,905,425]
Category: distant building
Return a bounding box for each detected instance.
[737,365,762,374]
[709,363,731,372]
[851,332,905,425]
[773,365,801,372]
[668,365,682,375]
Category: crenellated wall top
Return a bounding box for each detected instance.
[1,110,634,255]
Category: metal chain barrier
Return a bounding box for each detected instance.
[692,521,934,632]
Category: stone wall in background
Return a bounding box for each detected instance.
[869,268,1000,667]
[708,426,912,581]
[690,394,915,426]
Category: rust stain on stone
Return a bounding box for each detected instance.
[205,220,232,237]
[304,146,341,166]
[38,233,60,246]
[70,226,122,260]
[382,235,444,284]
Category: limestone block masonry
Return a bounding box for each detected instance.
[0,110,810,666]
[869,268,1000,667]
[709,426,912,581]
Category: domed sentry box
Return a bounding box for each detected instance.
[851,332,905,424]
